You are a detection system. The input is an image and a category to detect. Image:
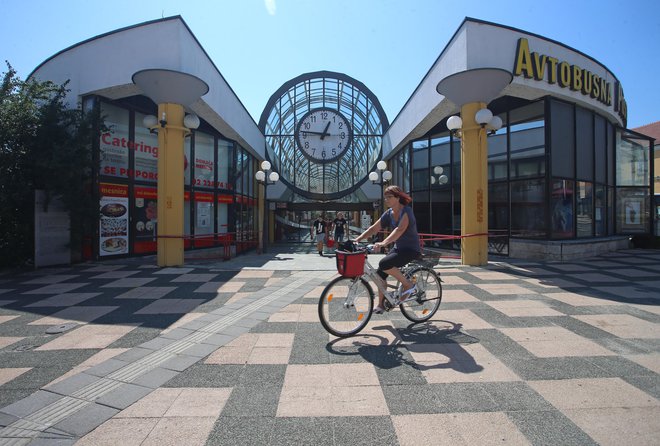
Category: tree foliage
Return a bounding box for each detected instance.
[0,62,101,267]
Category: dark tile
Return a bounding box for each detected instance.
[221,382,282,417]
[506,410,598,446]
[505,357,612,381]
[163,364,243,388]
[381,384,440,415]
[332,416,398,446]
[481,381,555,411]
[206,416,274,446]
[268,417,334,446]
[620,374,660,400]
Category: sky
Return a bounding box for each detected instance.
[2,0,659,129]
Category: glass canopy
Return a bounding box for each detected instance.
[259,71,388,201]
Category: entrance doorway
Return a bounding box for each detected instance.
[272,203,376,244]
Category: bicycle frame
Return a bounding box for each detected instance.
[360,255,401,307]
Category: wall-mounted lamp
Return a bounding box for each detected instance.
[143,113,200,135]
[447,110,503,137]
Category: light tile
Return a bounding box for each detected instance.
[523,278,584,288]
[114,287,177,299]
[101,277,156,288]
[443,290,480,302]
[117,388,183,418]
[392,413,530,446]
[36,324,136,350]
[624,354,660,374]
[216,281,245,293]
[134,299,206,314]
[154,267,194,275]
[29,306,117,324]
[485,300,564,317]
[303,285,326,299]
[25,293,101,307]
[90,271,139,279]
[431,309,493,329]
[573,314,659,339]
[0,315,19,324]
[164,388,232,417]
[500,326,615,357]
[141,417,216,446]
[476,283,536,295]
[162,312,206,334]
[408,342,520,383]
[21,275,79,285]
[441,275,470,285]
[468,271,519,281]
[76,418,157,446]
[170,274,218,283]
[234,270,273,279]
[546,292,622,307]
[22,282,88,294]
[0,367,31,386]
[225,292,251,304]
[0,337,24,349]
[563,407,660,446]
[528,378,658,409]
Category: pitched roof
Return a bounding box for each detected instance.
[632,121,660,142]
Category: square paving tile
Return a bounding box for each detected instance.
[573,314,659,339]
[475,283,537,295]
[443,290,481,302]
[75,417,157,445]
[499,326,615,357]
[441,275,471,285]
[431,309,494,330]
[153,268,194,275]
[0,367,31,386]
[24,293,101,307]
[170,274,219,283]
[0,315,19,324]
[140,417,217,446]
[277,363,388,417]
[485,300,564,317]
[593,286,660,300]
[268,303,318,322]
[90,271,140,279]
[234,270,274,279]
[28,306,117,324]
[567,273,626,283]
[22,283,88,295]
[623,354,660,374]
[0,336,24,349]
[36,324,137,350]
[407,342,520,383]
[216,281,245,293]
[392,412,530,446]
[101,277,156,288]
[21,275,79,285]
[468,271,520,281]
[528,377,658,409]
[546,292,622,307]
[563,406,660,446]
[193,282,225,293]
[114,287,177,299]
[134,299,206,314]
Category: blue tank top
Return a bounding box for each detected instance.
[380,206,420,253]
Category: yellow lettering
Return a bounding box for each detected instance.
[513,38,534,78]
[532,52,547,80]
[581,71,592,95]
[571,65,582,91]
[558,62,571,87]
[600,79,608,104]
[591,74,600,98]
[546,57,558,83]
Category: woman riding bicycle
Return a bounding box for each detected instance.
[355,185,420,314]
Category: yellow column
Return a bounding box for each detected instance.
[157,103,186,266]
[460,102,489,266]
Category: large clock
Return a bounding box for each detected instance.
[259,71,389,200]
[296,108,352,163]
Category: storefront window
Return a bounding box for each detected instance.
[193,132,215,189]
[217,139,232,191]
[616,130,650,187]
[550,99,574,179]
[134,112,159,183]
[576,181,593,237]
[510,101,545,179]
[616,188,649,234]
[488,125,507,181]
[511,178,545,238]
[412,139,429,190]
[595,184,606,236]
[576,108,594,181]
[551,179,574,239]
[100,103,129,179]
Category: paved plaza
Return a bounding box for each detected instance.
[0,246,658,445]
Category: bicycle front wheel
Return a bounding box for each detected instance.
[399,266,442,322]
[318,276,374,337]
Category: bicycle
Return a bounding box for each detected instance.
[318,241,443,337]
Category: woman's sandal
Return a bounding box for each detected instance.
[372,306,384,314]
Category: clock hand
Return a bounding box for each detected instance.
[320,121,331,140]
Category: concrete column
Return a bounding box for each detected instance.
[460,101,489,266]
[156,103,186,266]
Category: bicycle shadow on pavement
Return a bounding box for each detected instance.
[325,320,484,375]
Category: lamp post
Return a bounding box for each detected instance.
[255,160,279,253]
[133,69,208,267]
[369,160,392,216]
[438,68,511,266]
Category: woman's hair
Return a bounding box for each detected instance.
[384,185,412,205]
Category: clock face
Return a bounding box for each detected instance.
[296,108,352,163]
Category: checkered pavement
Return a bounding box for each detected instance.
[0,249,658,445]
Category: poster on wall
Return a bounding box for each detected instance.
[99,184,129,256]
[134,186,157,253]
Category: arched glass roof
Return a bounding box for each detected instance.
[259,71,388,201]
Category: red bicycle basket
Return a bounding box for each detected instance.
[335,251,366,277]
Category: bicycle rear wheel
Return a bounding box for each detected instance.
[318,276,374,337]
[399,266,442,322]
